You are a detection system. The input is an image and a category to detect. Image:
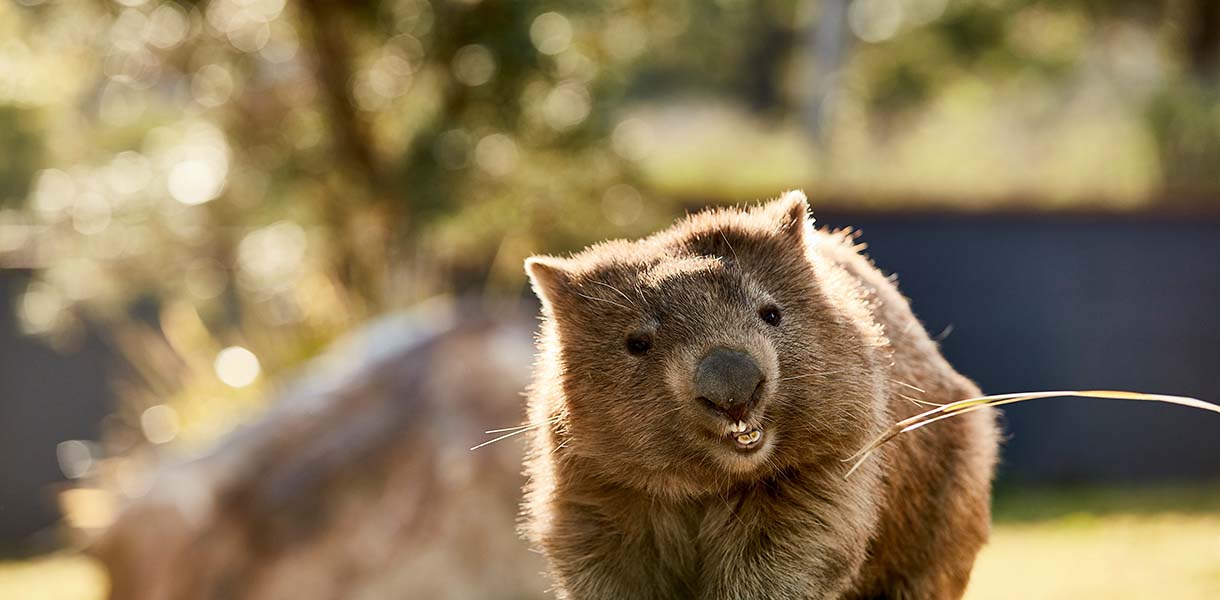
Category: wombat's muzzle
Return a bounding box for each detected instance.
[693,347,765,421]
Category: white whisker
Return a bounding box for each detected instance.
[483,415,561,434]
[891,379,927,394]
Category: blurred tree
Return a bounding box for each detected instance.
[0,0,661,467]
[1,0,1219,490]
[0,106,41,207]
[1183,0,1220,78]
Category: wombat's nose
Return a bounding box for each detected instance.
[694,347,764,420]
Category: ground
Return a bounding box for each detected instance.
[967,485,1220,599]
[2,486,1218,599]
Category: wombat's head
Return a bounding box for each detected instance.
[527,192,888,497]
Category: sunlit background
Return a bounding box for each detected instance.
[1,0,1219,598]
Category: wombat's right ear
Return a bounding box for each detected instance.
[769,190,812,245]
[525,256,573,311]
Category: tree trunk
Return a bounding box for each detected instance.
[1186,0,1220,80]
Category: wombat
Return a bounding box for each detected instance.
[521,192,999,599]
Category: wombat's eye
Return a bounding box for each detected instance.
[625,333,652,356]
[758,304,781,326]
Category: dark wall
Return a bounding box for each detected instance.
[817,213,1220,485]
[0,271,113,553]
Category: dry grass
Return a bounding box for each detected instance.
[3,487,1218,599]
[846,391,1220,477]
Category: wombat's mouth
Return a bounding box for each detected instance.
[727,420,765,451]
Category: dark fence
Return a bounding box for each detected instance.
[816,211,1220,485]
[0,271,114,552]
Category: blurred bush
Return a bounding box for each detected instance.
[0,0,1218,513]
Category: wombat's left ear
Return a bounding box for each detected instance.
[766,189,812,245]
[525,255,573,312]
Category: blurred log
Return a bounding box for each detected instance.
[90,300,547,599]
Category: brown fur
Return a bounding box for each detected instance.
[522,192,999,599]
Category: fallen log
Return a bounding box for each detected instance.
[90,300,547,599]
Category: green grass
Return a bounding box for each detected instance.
[966,485,1220,599]
[3,486,1218,599]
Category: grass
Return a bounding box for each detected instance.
[967,485,1220,599]
[2,486,1218,599]
[846,391,1220,478]
[968,512,1220,599]
[0,552,106,600]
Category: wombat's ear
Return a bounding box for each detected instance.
[525,255,573,311]
[765,190,812,246]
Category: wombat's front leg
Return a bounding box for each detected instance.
[553,553,687,600]
[544,499,692,600]
[699,477,876,600]
[698,536,860,600]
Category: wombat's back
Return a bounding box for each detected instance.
[814,228,999,598]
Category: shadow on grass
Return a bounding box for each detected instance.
[992,484,1220,523]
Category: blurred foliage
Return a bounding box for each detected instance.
[0,106,42,206]
[0,0,1218,464]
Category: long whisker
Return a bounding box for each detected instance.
[549,438,572,456]
[484,415,561,434]
[718,229,740,263]
[473,416,562,450]
[484,424,540,434]
[468,429,536,451]
[897,392,944,408]
[778,373,821,382]
[891,379,927,394]
[574,291,630,311]
[590,280,637,309]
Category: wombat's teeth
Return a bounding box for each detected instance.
[731,420,747,433]
[735,430,762,445]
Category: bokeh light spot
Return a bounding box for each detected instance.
[530,12,573,56]
[475,133,519,177]
[237,221,307,290]
[18,281,65,335]
[904,0,947,26]
[105,151,153,197]
[215,346,261,388]
[72,192,112,235]
[57,440,98,480]
[602,17,646,61]
[168,159,226,205]
[140,404,181,444]
[192,64,235,108]
[611,118,655,161]
[602,184,643,226]
[849,0,903,43]
[452,44,496,86]
[147,3,190,49]
[31,169,76,220]
[542,81,591,130]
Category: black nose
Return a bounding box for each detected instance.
[694,348,764,420]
